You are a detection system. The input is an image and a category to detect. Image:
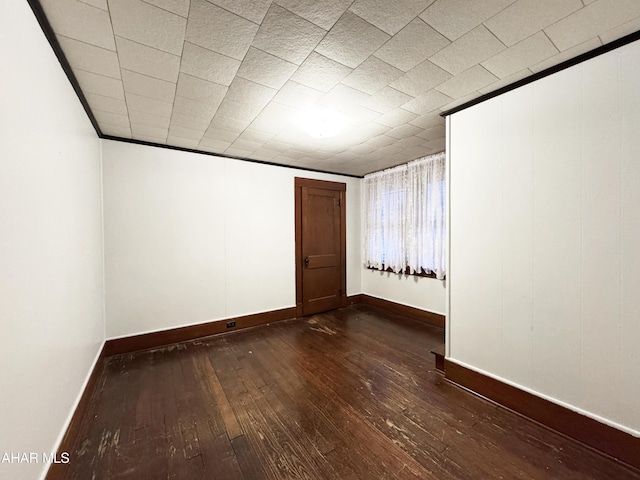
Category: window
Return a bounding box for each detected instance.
[363,152,446,279]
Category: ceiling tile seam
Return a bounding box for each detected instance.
[198,0,263,26]
[167,30,192,144]
[77,0,108,11]
[113,34,183,60]
[55,32,118,55]
[109,2,136,140]
[541,29,562,55]
[187,19,268,153]
[139,0,188,18]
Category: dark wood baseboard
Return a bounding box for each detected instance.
[445,360,640,472]
[46,346,106,480]
[104,307,297,356]
[349,294,445,329]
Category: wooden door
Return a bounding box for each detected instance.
[295,178,346,317]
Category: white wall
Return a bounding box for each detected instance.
[102,140,361,339]
[0,2,105,479]
[449,40,640,436]
[362,269,446,315]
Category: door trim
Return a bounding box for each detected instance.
[295,177,347,318]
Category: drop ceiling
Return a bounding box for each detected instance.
[36,0,640,176]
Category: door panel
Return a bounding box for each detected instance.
[295,178,346,317]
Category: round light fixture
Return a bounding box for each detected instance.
[295,106,350,139]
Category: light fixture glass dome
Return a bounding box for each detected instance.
[295,106,350,139]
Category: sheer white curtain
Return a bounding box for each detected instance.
[363,152,446,279]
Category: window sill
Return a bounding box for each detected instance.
[365,265,444,280]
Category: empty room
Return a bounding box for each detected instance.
[2,0,640,479]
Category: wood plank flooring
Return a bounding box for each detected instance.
[65,305,639,479]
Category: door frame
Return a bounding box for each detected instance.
[295,177,347,318]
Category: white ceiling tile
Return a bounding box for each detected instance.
[109,0,186,55]
[375,19,450,72]
[485,0,582,47]
[529,37,601,73]
[410,111,444,130]
[349,141,379,155]
[86,93,128,115]
[143,0,191,17]
[100,124,131,137]
[274,0,351,30]
[396,135,425,148]
[341,56,403,95]
[226,78,278,110]
[237,129,274,144]
[438,91,479,112]
[291,53,352,92]
[390,60,452,96]
[40,0,115,50]
[482,31,558,78]
[258,102,299,124]
[167,136,200,148]
[131,123,168,139]
[340,106,381,126]
[315,11,390,68]
[93,110,130,127]
[435,65,498,98]
[402,89,452,114]
[78,0,108,10]
[252,4,326,65]
[129,109,171,128]
[225,147,255,157]
[185,0,258,60]
[429,25,506,75]
[272,81,324,108]
[230,139,262,152]
[115,36,180,82]
[362,86,413,113]
[375,108,418,128]
[57,35,121,79]
[206,0,271,24]
[180,42,241,85]
[599,15,640,44]
[236,48,297,89]
[172,95,220,122]
[350,0,435,35]
[199,137,233,152]
[74,70,125,100]
[202,128,240,143]
[477,68,531,94]
[252,148,280,160]
[208,114,251,133]
[176,73,228,103]
[125,92,173,117]
[544,0,640,51]
[416,124,446,141]
[215,99,265,122]
[168,125,205,140]
[318,84,371,110]
[121,69,176,103]
[420,0,516,41]
[386,123,424,139]
[170,112,211,131]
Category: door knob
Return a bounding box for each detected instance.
[304,256,309,267]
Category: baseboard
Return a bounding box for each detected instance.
[349,294,445,329]
[445,359,640,472]
[45,345,106,480]
[104,307,297,356]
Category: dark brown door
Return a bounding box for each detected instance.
[295,178,346,317]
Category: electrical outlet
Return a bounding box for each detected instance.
[226,321,236,328]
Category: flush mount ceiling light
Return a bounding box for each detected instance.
[295,106,350,139]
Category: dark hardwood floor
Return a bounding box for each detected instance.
[65,305,639,479]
